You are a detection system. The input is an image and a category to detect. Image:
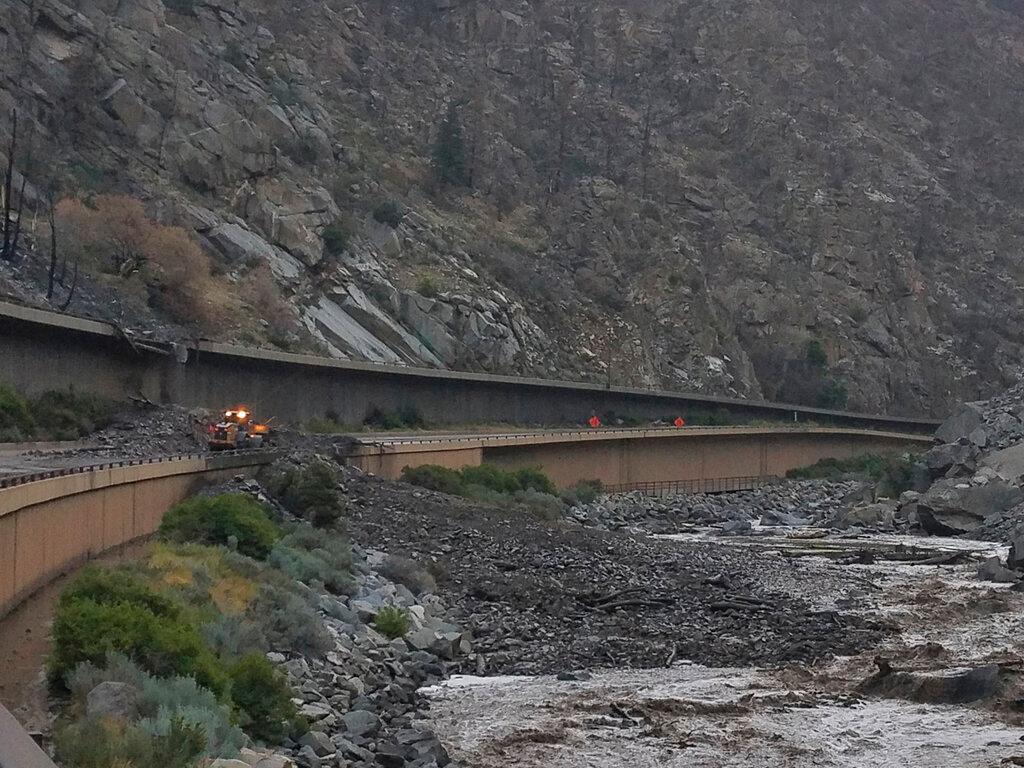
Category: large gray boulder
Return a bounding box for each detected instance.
[342,709,381,738]
[935,403,985,444]
[832,500,897,530]
[922,441,977,477]
[982,442,1024,484]
[978,557,1019,584]
[916,479,1023,535]
[85,681,138,720]
[1007,525,1024,570]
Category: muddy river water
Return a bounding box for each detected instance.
[421,531,1024,767]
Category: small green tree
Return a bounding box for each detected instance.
[818,377,849,409]
[432,103,469,186]
[805,340,828,369]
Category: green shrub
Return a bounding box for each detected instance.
[460,464,520,494]
[322,220,350,257]
[372,199,404,228]
[685,408,734,426]
[68,654,246,758]
[806,339,829,369]
[31,388,113,439]
[59,566,181,619]
[561,479,603,506]
[786,452,917,496]
[818,377,849,409]
[416,274,441,298]
[270,525,355,594]
[380,554,436,595]
[513,467,557,495]
[373,606,411,639]
[247,583,332,657]
[363,404,424,429]
[201,614,269,658]
[55,714,206,768]
[514,488,565,520]
[278,460,345,527]
[0,382,35,439]
[160,494,281,559]
[229,653,302,743]
[49,598,227,695]
[136,714,217,764]
[306,416,347,433]
[401,464,464,495]
[402,463,560,502]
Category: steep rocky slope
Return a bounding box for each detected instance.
[3,0,1024,415]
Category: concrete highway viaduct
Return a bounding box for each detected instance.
[345,425,931,490]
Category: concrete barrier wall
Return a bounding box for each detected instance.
[0,302,941,432]
[0,453,273,622]
[481,429,927,488]
[0,703,54,768]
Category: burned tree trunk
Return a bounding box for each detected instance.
[46,194,58,301]
[1,110,17,261]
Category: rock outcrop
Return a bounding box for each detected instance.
[4,0,1024,410]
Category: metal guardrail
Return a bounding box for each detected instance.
[0,449,277,489]
[606,475,778,495]
[358,424,931,448]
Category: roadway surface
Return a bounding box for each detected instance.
[353,424,936,447]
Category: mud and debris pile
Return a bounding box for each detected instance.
[330,466,887,677]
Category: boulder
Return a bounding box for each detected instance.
[342,709,381,737]
[298,731,335,758]
[922,442,976,476]
[759,509,808,527]
[237,749,295,768]
[982,442,1024,483]
[294,746,321,768]
[85,681,138,720]
[832,500,897,530]
[208,222,279,265]
[916,479,1023,535]
[1007,524,1024,570]
[720,519,752,535]
[978,557,1019,584]
[374,742,409,767]
[934,403,985,444]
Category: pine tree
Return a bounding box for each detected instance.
[432,103,469,186]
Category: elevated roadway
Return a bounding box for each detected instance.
[0,300,940,431]
[345,424,932,489]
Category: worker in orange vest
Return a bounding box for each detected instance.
[588,414,601,428]
[673,416,686,428]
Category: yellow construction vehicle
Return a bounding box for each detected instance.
[206,406,272,450]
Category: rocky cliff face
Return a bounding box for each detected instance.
[3,0,1024,415]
